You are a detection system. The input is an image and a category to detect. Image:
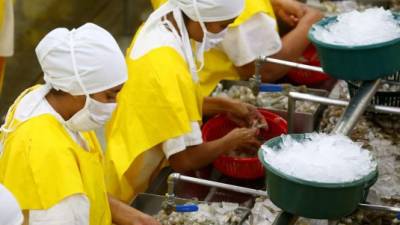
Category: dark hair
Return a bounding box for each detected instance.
[182,11,191,23]
[49,88,67,96]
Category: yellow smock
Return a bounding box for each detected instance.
[150,0,276,96]
[0,86,112,225]
[105,40,203,202]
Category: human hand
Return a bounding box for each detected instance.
[227,101,267,128]
[223,128,262,152]
[273,0,307,26]
[299,6,324,27]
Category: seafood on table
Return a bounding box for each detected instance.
[336,209,400,225]
[379,83,400,92]
[321,0,399,15]
[241,197,335,225]
[242,197,281,225]
[213,85,319,114]
[350,81,400,92]
[154,202,244,225]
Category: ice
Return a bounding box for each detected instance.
[313,7,400,46]
[262,133,377,183]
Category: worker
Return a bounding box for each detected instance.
[0,184,24,225]
[106,0,265,203]
[0,23,160,225]
[151,0,324,96]
[0,0,14,94]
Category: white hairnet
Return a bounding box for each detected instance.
[0,184,23,225]
[36,23,127,96]
[170,0,244,22]
[131,0,244,82]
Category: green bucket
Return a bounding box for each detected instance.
[258,134,378,219]
[308,13,400,81]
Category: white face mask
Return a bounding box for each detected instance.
[196,27,228,69]
[204,28,228,51]
[65,97,116,132]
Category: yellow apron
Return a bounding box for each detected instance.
[150,0,276,97]
[105,43,203,203]
[0,87,112,225]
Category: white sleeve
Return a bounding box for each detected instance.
[0,0,14,57]
[29,195,89,225]
[221,12,282,67]
[162,122,203,159]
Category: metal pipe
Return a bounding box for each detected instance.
[164,173,177,214]
[167,173,177,198]
[250,57,264,96]
[259,56,324,73]
[289,92,348,107]
[287,91,400,133]
[288,92,400,114]
[333,80,381,135]
[287,93,297,133]
[168,173,268,197]
[359,203,400,214]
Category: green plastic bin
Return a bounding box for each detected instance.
[308,13,400,81]
[258,134,378,219]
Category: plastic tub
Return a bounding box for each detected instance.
[258,134,378,219]
[308,13,400,80]
[202,109,288,180]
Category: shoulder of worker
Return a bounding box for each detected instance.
[0,114,90,211]
[128,21,185,61]
[5,114,75,153]
[230,0,276,28]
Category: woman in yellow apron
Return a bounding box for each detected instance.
[106,0,265,203]
[0,23,160,225]
[151,0,324,97]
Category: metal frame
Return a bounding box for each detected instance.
[167,173,268,199]
[253,56,400,133]
[287,91,400,133]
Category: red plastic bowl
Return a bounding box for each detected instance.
[287,45,331,86]
[202,109,288,180]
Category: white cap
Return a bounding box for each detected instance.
[0,184,23,225]
[36,23,127,96]
[170,0,244,22]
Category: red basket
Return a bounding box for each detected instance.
[202,109,288,180]
[287,45,330,86]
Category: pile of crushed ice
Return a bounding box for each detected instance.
[262,133,377,183]
[313,7,400,46]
